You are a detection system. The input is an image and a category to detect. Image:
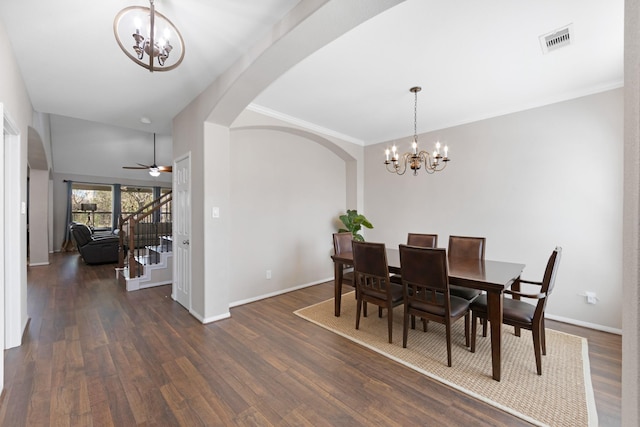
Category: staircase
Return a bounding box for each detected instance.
[116,191,173,291]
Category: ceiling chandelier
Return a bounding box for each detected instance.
[384,86,450,176]
[113,0,185,72]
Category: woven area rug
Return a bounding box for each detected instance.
[294,293,597,427]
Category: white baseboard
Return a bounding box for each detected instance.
[28,261,50,267]
[226,278,624,335]
[546,313,622,335]
[198,311,231,324]
[229,277,332,308]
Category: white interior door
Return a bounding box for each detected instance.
[173,154,191,310]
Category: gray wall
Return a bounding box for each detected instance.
[365,88,623,331]
[225,108,364,305]
[50,115,173,182]
[229,125,348,303]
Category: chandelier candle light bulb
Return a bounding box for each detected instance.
[384,86,451,176]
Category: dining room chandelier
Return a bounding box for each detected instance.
[113,0,185,72]
[384,86,450,176]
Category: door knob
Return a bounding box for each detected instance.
[183,240,189,245]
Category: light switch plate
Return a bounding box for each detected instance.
[212,207,220,218]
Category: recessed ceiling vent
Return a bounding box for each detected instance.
[539,24,573,54]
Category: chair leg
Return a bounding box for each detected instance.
[379,306,383,318]
[464,313,470,347]
[482,318,487,337]
[411,314,416,330]
[470,313,477,353]
[445,321,452,367]
[541,317,547,355]
[356,297,362,330]
[387,305,393,344]
[403,309,409,348]
[532,324,543,375]
[422,318,428,332]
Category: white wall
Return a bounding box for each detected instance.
[0,15,33,388]
[365,88,623,330]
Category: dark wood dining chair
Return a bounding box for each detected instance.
[334,231,371,316]
[399,245,470,367]
[352,241,404,343]
[447,235,485,301]
[407,233,438,248]
[333,232,354,287]
[404,233,439,329]
[470,247,562,375]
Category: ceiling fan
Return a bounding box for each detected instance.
[122,133,172,177]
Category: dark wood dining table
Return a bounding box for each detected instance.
[331,248,525,381]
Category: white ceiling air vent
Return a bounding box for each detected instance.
[539,24,573,54]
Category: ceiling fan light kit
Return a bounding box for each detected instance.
[113,0,185,72]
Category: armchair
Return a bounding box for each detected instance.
[470,247,562,375]
[69,223,121,265]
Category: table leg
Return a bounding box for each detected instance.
[334,261,343,317]
[511,277,521,337]
[487,290,504,381]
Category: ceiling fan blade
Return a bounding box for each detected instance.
[137,163,152,168]
[123,166,150,170]
[157,166,172,172]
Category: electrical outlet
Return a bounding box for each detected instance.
[266,270,271,280]
[585,291,597,304]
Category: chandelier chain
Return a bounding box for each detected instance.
[414,88,418,141]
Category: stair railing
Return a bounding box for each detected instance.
[118,191,172,279]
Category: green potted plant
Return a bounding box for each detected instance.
[339,209,373,241]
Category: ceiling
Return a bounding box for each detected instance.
[0,0,624,146]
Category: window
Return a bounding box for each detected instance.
[159,187,172,223]
[120,186,171,221]
[121,186,154,216]
[72,183,113,228]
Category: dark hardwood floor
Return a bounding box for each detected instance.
[0,252,621,426]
